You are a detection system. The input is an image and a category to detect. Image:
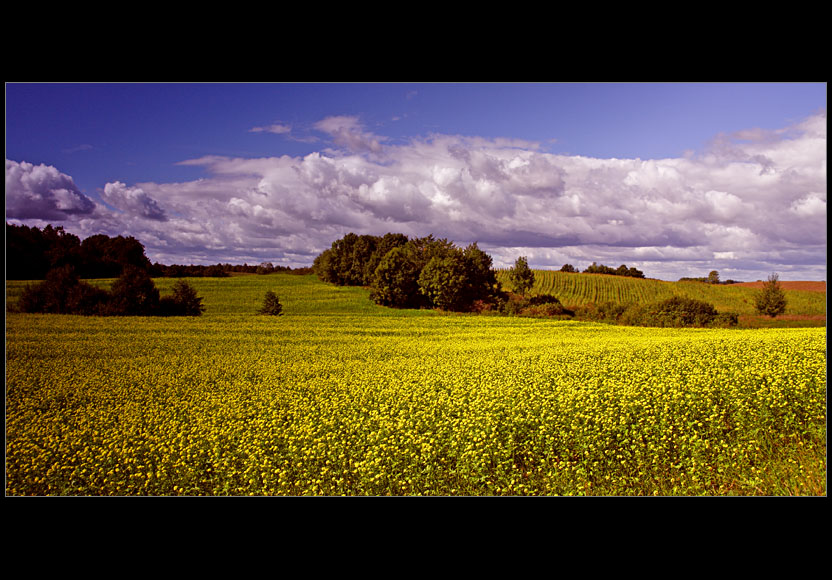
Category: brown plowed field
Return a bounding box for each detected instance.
[734,281,826,292]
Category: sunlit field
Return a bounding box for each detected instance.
[496,269,827,320]
[5,275,826,496]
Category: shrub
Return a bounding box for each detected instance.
[622,296,721,328]
[711,312,739,328]
[16,265,108,315]
[159,280,205,316]
[502,293,572,318]
[258,291,283,316]
[573,301,629,323]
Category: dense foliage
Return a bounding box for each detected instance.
[582,262,645,278]
[17,265,204,317]
[6,223,152,279]
[6,274,825,496]
[620,296,738,328]
[314,233,501,312]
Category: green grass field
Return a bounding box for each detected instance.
[5,274,826,495]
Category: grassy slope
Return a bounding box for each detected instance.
[496,270,826,318]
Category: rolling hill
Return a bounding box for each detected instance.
[496,270,826,317]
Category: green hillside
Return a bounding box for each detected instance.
[496,270,826,317]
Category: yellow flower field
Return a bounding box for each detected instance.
[5,275,826,495]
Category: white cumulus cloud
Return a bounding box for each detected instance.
[5,159,96,220]
[5,111,826,280]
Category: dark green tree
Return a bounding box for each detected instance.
[418,254,470,311]
[258,291,284,315]
[105,265,160,315]
[509,256,535,296]
[754,273,787,317]
[17,265,107,314]
[370,246,422,308]
[160,280,205,316]
[313,248,337,283]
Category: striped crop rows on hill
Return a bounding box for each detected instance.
[496,270,826,316]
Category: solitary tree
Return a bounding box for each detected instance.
[708,270,720,284]
[509,256,535,297]
[754,273,787,317]
[258,291,283,316]
[164,280,205,316]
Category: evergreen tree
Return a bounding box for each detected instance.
[163,280,205,316]
[258,291,284,316]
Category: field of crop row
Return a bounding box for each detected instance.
[5,275,827,495]
[495,270,827,317]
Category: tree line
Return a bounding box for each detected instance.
[559,262,645,278]
[150,262,313,277]
[6,223,312,279]
[677,270,742,284]
[6,223,151,280]
[16,265,205,317]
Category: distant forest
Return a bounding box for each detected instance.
[559,262,645,278]
[5,223,312,280]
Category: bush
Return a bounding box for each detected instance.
[502,293,572,318]
[572,301,629,323]
[104,265,160,316]
[258,291,283,316]
[159,280,205,316]
[621,296,726,328]
[16,265,109,315]
[712,312,740,327]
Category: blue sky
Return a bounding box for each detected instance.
[5,82,827,280]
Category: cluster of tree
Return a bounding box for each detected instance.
[575,262,645,278]
[313,233,502,312]
[16,265,205,317]
[6,223,151,280]
[678,271,741,285]
[7,222,314,281]
[573,296,739,328]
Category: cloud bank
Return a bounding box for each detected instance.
[5,111,826,280]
